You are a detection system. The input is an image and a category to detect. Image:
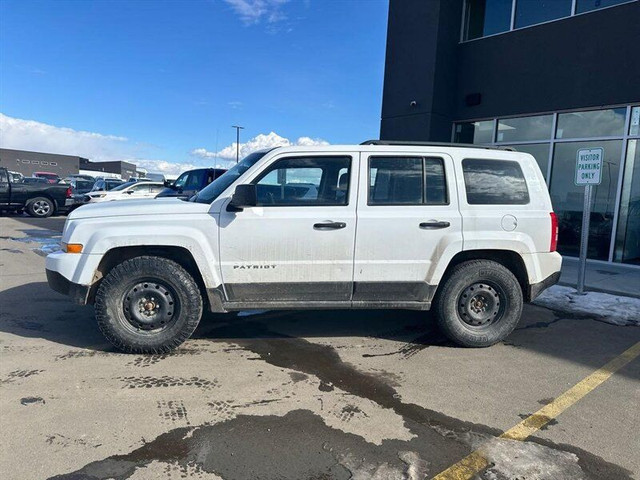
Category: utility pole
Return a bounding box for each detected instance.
[232,125,244,163]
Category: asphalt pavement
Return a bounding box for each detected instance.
[1,214,639,480]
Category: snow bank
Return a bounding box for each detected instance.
[533,285,640,326]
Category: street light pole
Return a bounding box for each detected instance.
[232,125,244,163]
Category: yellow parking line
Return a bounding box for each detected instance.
[433,341,640,480]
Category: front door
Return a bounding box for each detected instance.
[353,152,462,306]
[218,153,358,306]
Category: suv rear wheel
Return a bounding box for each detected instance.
[95,256,203,353]
[434,260,523,347]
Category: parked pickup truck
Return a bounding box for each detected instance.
[0,167,72,217]
[46,142,562,353]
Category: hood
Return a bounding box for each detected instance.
[69,198,211,219]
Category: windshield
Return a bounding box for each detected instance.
[193,151,270,204]
[111,181,135,191]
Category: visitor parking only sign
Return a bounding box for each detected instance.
[575,148,603,186]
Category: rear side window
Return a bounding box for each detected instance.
[462,159,529,205]
[369,156,447,205]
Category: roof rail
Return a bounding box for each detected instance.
[360,140,517,151]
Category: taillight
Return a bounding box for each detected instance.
[550,212,558,252]
[66,187,72,198]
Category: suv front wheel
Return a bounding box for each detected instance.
[95,256,203,353]
[434,260,523,347]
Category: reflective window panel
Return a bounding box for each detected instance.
[630,106,640,136]
[497,115,553,142]
[515,0,572,29]
[464,0,512,40]
[550,140,622,260]
[556,108,627,139]
[507,143,551,181]
[576,0,632,14]
[614,140,640,264]
[454,120,494,144]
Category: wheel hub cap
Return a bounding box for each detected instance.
[122,282,177,331]
[458,283,501,326]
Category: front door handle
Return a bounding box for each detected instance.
[314,221,346,230]
[419,220,450,229]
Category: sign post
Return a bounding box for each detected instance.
[575,148,603,294]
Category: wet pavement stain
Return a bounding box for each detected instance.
[20,396,45,406]
[47,319,634,480]
[1,369,45,384]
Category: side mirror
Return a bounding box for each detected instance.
[163,180,172,188]
[125,190,134,194]
[228,184,257,211]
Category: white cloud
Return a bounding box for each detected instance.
[0,112,216,176]
[190,131,329,161]
[224,0,290,25]
[0,113,329,177]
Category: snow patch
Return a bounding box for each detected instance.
[478,437,584,480]
[533,285,640,326]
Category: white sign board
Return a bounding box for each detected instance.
[575,148,603,186]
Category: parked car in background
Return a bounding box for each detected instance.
[0,167,72,217]
[34,172,61,184]
[23,177,48,184]
[84,181,164,203]
[8,171,24,183]
[63,174,96,182]
[156,168,227,200]
[128,177,152,183]
[145,172,166,182]
[90,178,125,192]
[62,177,96,210]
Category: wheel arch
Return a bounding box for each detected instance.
[436,249,530,301]
[88,246,212,309]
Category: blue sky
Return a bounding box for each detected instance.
[0,0,388,173]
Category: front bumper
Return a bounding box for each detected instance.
[46,269,91,305]
[528,271,561,301]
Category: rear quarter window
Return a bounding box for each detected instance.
[462,158,530,205]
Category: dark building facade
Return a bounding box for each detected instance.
[0,148,84,178]
[381,0,640,265]
[79,159,138,180]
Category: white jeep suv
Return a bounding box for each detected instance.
[46,142,561,353]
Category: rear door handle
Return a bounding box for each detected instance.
[314,221,346,230]
[419,220,450,229]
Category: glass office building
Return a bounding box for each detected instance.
[454,106,640,265]
[380,0,639,267]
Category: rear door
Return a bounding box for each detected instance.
[353,152,463,306]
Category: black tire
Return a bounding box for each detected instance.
[26,197,54,218]
[95,256,203,353]
[433,260,523,347]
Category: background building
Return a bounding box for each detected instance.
[0,148,84,178]
[79,159,138,180]
[380,0,639,266]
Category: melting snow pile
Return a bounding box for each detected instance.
[533,285,640,326]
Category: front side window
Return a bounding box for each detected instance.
[128,183,150,193]
[173,172,189,189]
[369,157,448,206]
[463,158,530,204]
[253,156,351,206]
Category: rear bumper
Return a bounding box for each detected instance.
[46,269,90,305]
[528,271,561,301]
